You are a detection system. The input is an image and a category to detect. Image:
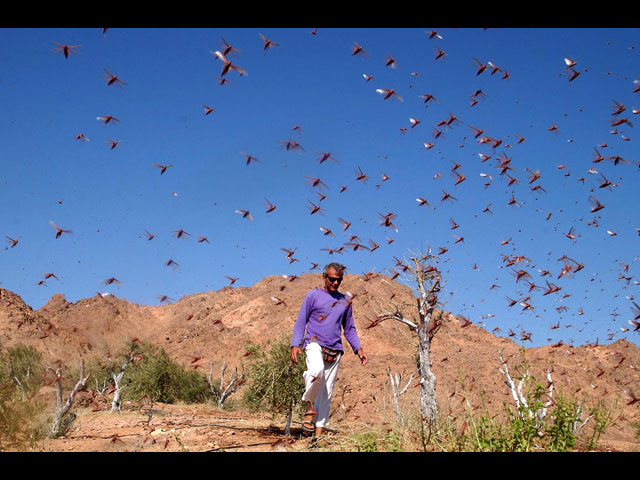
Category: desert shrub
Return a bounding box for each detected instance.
[544,393,584,451]
[352,432,379,452]
[0,343,47,450]
[445,364,615,452]
[243,336,306,431]
[1,343,44,395]
[122,342,211,404]
[177,369,212,403]
[582,398,616,451]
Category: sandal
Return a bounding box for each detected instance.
[310,436,328,449]
[302,421,316,434]
[302,409,317,434]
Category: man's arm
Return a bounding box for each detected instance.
[342,303,367,366]
[290,291,313,363]
[355,348,368,366]
[342,303,361,351]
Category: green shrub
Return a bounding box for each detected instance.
[1,343,44,395]
[122,342,211,404]
[455,378,614,452]
[0,343,47,450]
[352,432,379,452]
[243,337,306,427]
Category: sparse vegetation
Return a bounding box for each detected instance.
[447,391,616,452]
[319,348,617,453]
[322,391,616,453]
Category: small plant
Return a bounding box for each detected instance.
[353,432,379,452]
[383,431,404,452]
[583,398,617,451]
[460,350,615,452]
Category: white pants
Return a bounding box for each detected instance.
[302,342,342,428]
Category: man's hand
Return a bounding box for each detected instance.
[291,346,303,364]
[356,348,368,367]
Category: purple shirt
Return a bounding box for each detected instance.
[291,288,362,354]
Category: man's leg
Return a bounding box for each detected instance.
[313,352,342,436]
[302,343,324,429]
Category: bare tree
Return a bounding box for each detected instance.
[208,359,246,409]
[49,357,90,438]
[375,250,444,430]
[95,378,108,394]
[387,367,415,424]
[110,350,136,413]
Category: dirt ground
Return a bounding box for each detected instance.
[28,395,637,453]
[36,401,352,453]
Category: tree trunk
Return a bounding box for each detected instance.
[111,372,123,412]
[110,355,132,413]
[375,254,441,434]
[284,403,293,436]
[49,357,90,438]
[418,317,438,428]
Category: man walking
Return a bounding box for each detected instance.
[290,262,368,438]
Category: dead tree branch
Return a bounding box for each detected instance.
[95,378,108,394]
[110,352,135,413]
[208,360,246,409]
[49,357,90,438]
[387,367,416,423]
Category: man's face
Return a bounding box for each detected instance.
[323,268,343,294]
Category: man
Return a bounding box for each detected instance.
[290,262,368,438]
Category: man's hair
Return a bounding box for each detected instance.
[323,262,346,276]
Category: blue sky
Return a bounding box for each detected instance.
[1,27,639,347]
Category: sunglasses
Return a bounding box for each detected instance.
[324,275,343,283]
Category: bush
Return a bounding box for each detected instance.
[0,343,47,450]
[1,343,44,395]
[243,337,306,430]
[122,342,211,404]
[451,371,615,452]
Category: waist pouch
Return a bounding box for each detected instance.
[321,346,340,363]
